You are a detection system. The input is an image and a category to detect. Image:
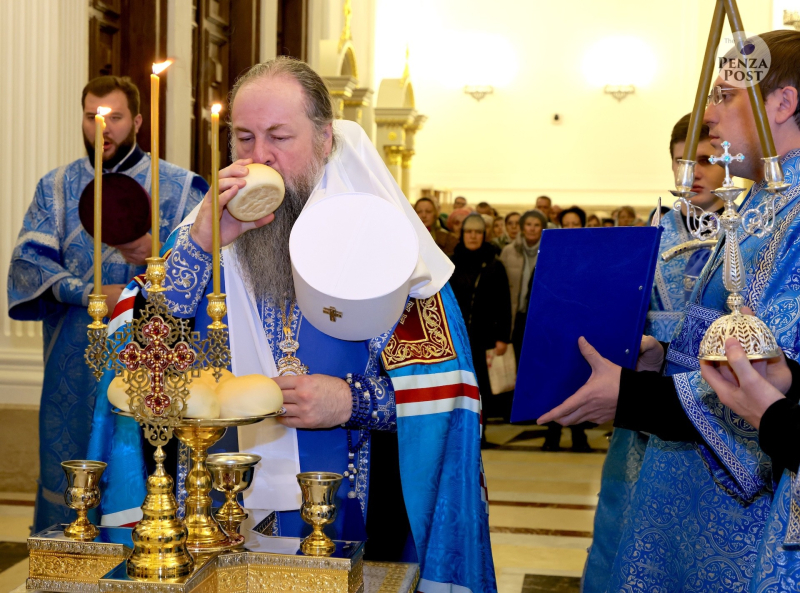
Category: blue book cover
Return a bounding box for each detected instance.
[511,226,662,423]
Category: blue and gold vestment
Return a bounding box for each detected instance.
[604,150,800,592]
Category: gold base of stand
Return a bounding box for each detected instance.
[127,445,194,580]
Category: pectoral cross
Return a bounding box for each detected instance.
[323,306,343,322]
[710,140,745,188]
[118,316,196,416]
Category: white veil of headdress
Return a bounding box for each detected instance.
[305,119,454,297]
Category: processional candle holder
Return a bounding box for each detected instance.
[672,141,782,360]
[668,0,791,361]
[81,94,239,579]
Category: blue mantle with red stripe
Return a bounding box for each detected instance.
[388,285,495,592]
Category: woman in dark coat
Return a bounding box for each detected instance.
[450,214,513,426]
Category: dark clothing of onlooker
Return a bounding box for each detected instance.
[450,241,512,419]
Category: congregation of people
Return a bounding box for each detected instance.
[414,193,645,451]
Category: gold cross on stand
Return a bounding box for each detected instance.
[118,315,196,416]
[323,306,343,322]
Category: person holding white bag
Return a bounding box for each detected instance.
[449,214,513,433]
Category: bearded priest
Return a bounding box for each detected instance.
[89,57,496,593]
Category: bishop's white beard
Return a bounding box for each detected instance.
[234,143,326,304]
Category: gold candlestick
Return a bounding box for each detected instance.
[150,61,171,259]
[207,103,227,330]
[88,107,111,329]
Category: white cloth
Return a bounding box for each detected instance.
[176,120,454,511]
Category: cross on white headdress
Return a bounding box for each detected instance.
[709,141,745,188]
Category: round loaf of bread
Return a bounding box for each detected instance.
[108,376,130,412]
[184,382,221,419]
[226,164,285,222]
[194,368,235,390]
[216,374,284,418]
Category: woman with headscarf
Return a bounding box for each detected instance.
[450,214,512,431]
[414,197,459,256]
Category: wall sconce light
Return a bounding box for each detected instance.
[784,10,800,30]
[604,85,636,102]
[464,85,494,102]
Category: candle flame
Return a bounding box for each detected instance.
[152,60,173,75]
[211,103,222,115]
[96,106,112,116]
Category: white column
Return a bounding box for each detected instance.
[166,0,194,170]
[0,0,88,404]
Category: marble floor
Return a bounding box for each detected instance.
[0,423,608,593]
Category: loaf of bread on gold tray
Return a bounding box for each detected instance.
[194,367,235,389]
[183,382,222,419]
[108,374,222,419]
[107,375,131,412]
[226,163,285,222]
[216,374,284,418]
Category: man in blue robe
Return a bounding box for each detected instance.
[541,30,800,592]
[7,75,206,534]
[583,114,726,593]
[90,57,496,593]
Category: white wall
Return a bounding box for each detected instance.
[0,0,89,405]
[375,0,775,210]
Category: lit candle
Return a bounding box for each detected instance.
[94,106,112,295]
[150,60,172,257]
[211,103,222,295]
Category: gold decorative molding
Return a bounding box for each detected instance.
[29,551,125,583]
[401,150,414,169]
[339,0,353,52]
[383,145,405,168]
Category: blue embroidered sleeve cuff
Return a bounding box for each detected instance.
[158,225,213,317]
[344,374,397,432]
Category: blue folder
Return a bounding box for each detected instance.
[511,226,662,423]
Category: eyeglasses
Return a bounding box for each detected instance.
[706,86,740,107]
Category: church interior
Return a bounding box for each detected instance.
[1,0,799,592]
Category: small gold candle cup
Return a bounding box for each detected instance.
[61,460,107,540]
[297,471,343,556]
[207,453,261,541]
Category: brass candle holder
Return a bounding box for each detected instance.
[297,471,344,556]
[61,460,107,540]
[207,452,261,538]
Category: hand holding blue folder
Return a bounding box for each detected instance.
[510,226,662,423]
